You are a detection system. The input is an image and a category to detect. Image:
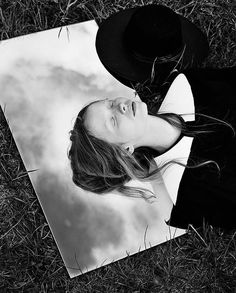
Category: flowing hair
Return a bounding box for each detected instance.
[68,100,235,202]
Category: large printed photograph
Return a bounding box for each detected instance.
[0,20,186,278]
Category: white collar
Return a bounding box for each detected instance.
[158,73,195,122]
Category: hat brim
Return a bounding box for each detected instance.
[96,6,209,85]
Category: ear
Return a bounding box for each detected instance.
[122,143,134,154]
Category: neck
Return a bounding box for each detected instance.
[135,114,181,153]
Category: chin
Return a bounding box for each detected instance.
[141,102,148,115]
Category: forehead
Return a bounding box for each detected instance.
[83,99,107,138]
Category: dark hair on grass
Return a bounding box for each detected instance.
[68,99,235,202]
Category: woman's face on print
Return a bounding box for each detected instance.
[83,97,148,148]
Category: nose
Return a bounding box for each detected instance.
[118,102,127,114]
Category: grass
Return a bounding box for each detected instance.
[0,0,236,292]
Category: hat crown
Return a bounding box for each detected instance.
[124,5,183,59]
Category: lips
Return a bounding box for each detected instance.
[131,101,136,116]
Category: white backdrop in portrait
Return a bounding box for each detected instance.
[0,20,185,278]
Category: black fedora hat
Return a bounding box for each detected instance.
[96,4,209,88]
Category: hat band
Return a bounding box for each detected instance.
[130,44,185,64]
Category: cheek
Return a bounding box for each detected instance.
[126,122,140,139]
[117,121,133,139]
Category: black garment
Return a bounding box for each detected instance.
[158,67,236,230]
